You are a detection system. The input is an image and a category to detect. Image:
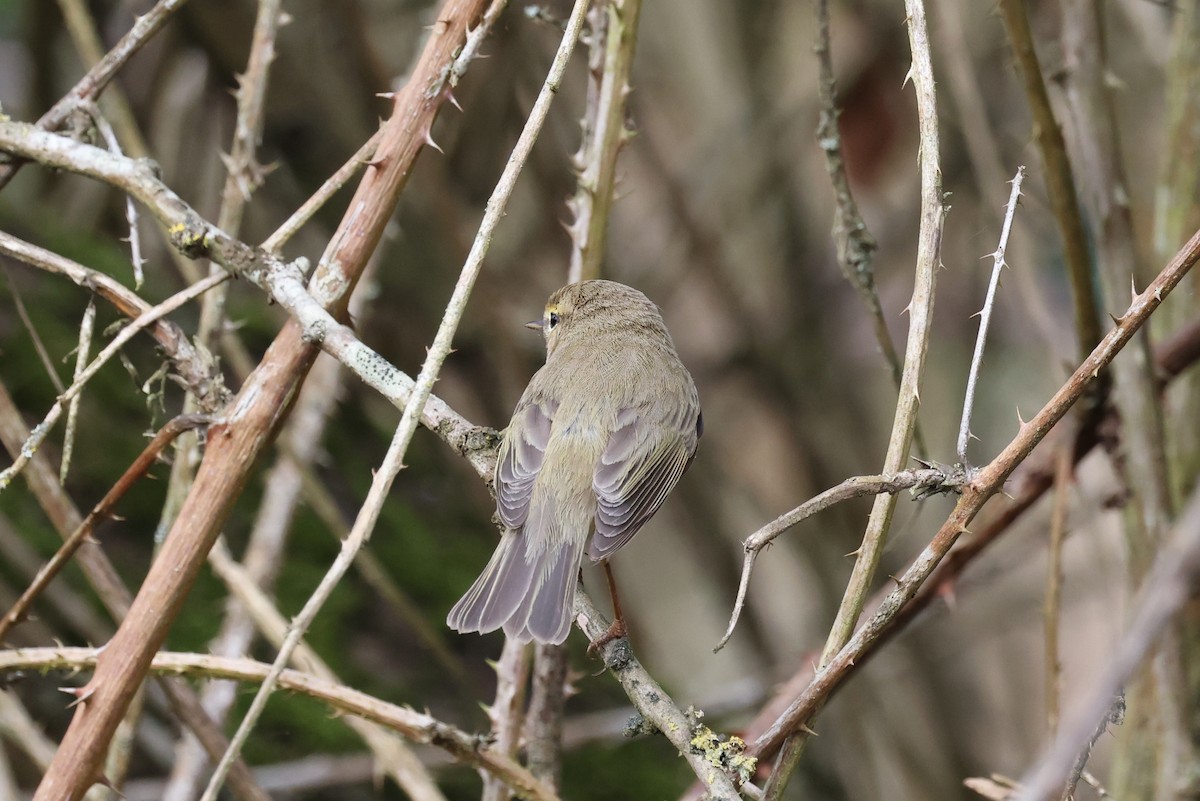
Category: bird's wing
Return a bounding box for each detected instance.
[588,399,701,561]
[495,400,554,529]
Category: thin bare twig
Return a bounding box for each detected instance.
[750,224,1200,763]
[83,103,146,288]
[0,414,209,641]
[60,299,96,484]
[764,0,945,793]
[813,0,913,451]
[0,647,561,801]
[958,167,1026,466]
[197,3,591,796]
[997,0,1102,357]
[1014,481,1200,801]
[0,0,190,190]
[206,540,447,801]
[0,231,228,410]
[715,466,964,651]
[0,272,227,492]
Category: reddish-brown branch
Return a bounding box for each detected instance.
[29,2,489,798]
[748,224,1200,763]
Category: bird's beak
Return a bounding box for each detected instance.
[524,319,543,331]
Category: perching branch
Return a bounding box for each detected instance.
[196,3,591,797]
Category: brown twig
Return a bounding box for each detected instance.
[1014,481,1200,801]
[750,223,1200,762]
[0,414,209,642]
[0,0,190,191]
[996,0,1101,357]
[525,644,570,790]
[1,647,561,801]
[27,1,492,797]
[0,379,271,801]
[716,466,964,652]
[764,0,946,793]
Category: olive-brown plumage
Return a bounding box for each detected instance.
[447,280,702,644]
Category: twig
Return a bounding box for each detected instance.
[0,380,271,801]
[261,130,382,254]
[24,1,493,789]
[60,299,96,484]
[3,269,66,394]
[715,466,963,652]
[813,0,914,452]
[958,167,1025,467]
[1045,445,1071,737]
[206,539,448,801]
[0,0,190,190]
[83,102,146,288]
[566,0,642,283]
[0,647,561,801]
[574,591,743,800]
[196,3,591,797]
[749,224,1200,763]
[525,645,569,789]
[482,638,531,801]
[697,314,1200,776]
[0,231,228,410]
[0,272,227,492]
[997,0,1101,357]
[1013,482,1200,801]
[450,0,511,86]
[0,414,209,641]
[763,0,945,794]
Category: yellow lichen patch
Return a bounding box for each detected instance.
[688,724,757,785]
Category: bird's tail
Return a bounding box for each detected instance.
[447,522,585,645]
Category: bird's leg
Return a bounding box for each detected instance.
[588,560,629,655]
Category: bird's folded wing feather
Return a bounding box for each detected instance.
[495,401,554,529]
[589,400,700,561]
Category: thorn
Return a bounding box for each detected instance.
[887,574,902,587]
[902,64,915,89]
[423,128,444,154]
[445,89,463,112]
[1130,275,1138,302]
[59,684,95,708]
[376,91,397,100]
[799,723,819,737]
[1107,311,1122,326]
[844,547,861,558]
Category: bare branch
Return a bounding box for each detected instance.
[0,647,561,801]
[958,167,1026,466]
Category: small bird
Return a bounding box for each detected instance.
[447,280,702,645]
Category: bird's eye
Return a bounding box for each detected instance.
[548,311,560,329]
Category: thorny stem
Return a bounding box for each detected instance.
[763,0,945,795]
[957,167,1026,466]
[196,2,592,797]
